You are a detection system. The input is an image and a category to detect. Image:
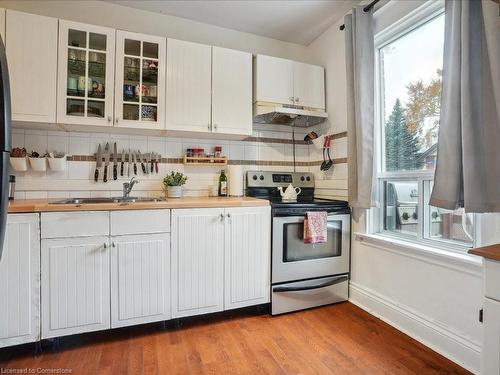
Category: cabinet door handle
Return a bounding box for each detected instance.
[103,243,107,249]
[213,123,217,131]
[226,213,231,218]
[107,116,112,123]
[219,213,224,221]
[115,118,119,124]
[112,242,116,248]
[208,123,211,131]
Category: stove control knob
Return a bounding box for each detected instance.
[300,176,305,181]
[431,211,439,219]
[402,212,410,221]
[252,175,258,181]
[306,176,311,181]
[259,175,264,181]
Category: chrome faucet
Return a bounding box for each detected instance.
[123,177,139,198]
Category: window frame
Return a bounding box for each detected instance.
[369,0,475,253]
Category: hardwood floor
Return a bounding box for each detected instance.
[0,302,471,374]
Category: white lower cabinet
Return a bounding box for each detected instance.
[171,208,225,318]
[171,206,271,318]
[41,236,110,339]
[110,233,171,328]
[225,207,271,309]
[0,214,40,348]
[483,297,500,375]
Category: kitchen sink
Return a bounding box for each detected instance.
[50,197,162,204]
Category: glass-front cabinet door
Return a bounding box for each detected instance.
[114,31,166,129]
[57,20,115,126]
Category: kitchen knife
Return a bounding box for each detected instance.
[155,154,160,174]
[127,149,132,177]
[113,142,118,180]
[150,152,154,173]
[146,153,151,174]
[133,151,137,175]
[140,151,147,174]
[120,149,125,177]
[103,142,110,182]
[94,144,102,182]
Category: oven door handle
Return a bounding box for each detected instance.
[273,275,348,292]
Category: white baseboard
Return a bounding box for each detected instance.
[349,282,481,374]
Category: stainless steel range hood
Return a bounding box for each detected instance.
[254,102,328,127]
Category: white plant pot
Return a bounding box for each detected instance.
[9,157,28,172]
[48,155,67,171]
[29,157,47,172]
[167,186,183,198]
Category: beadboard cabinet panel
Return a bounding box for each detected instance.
[166,39,212,133]
[255,55,294,105]
[41,236,110,339]
[6,10,58,123]
[293,62,325,109]
[211,46,252,136]
[110,233,171,328]
[171,208,224,318]
[224,206,271,309]
[0,214,40,348]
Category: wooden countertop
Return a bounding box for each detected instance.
[469,244,500,261]
[8,197,269,213]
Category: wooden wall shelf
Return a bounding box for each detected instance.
[183,155,228,165]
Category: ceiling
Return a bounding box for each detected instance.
[105,0,358,45]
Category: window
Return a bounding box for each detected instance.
[373,3,474,250]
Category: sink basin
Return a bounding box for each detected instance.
[50,197,162,205]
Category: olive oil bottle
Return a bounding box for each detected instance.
[219,170,227,196]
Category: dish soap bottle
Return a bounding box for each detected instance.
[219,170,227,197]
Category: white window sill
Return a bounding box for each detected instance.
[354,232,483,272]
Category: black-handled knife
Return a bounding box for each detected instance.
[94,144,102,182]
[103,142,110,183]
[112,142,118,180]
[120,149,125,176]
[140,152,146,174]
[133,151,137,175]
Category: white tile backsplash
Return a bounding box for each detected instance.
[11,128,326,198]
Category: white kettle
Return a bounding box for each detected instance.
[277,184,301,201]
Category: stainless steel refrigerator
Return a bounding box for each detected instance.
[0,35,11,260]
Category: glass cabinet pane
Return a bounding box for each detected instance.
[67,99,85,116]
[123,104,139,120]
[68,29,86,48]
[124,39,141,56]
[89,32,106,51]
[88,100,105,118]
[143,42,158,59]
[88,52,106,99]
[67,49,86,97]
[141,105,157,122]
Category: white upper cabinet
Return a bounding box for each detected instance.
[166,38,212,133]
[114,31,166,130]
[57,20,115,126]
[293,62,325,109]
[6,10,58,123]
[211,46,252,136]
[255,55,294,105]
[255,55,325,109]
[0,8,5,42]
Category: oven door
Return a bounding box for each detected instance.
[272,213,350,284]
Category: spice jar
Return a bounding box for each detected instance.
[214,146,222,158]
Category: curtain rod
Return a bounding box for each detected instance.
[339,0,381,31]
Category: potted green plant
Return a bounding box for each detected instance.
[163,171,188,198]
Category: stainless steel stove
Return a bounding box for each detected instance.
[246,171,351,315]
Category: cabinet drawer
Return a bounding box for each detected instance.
[485,259,500,302]
[41,211,109,239]
[110,210,170,235]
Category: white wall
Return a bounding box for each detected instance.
[303,1,495,373]
[0,0,311,62]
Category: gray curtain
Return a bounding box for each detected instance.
[345,7,375,218]
[430,0,500,213]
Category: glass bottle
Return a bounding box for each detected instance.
[219,170,227,197]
